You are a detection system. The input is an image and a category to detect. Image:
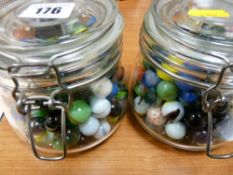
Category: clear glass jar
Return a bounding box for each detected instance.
[130,0,233,158]
[0,0,127,160]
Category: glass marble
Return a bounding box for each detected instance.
[134,96,150,115]
[66,125,81,147]
[68,100,91,124]
[90,97,111,119]
[52,138,64,151]
[146,106,166,126]
[94,119,111,139]
[108,83,119,99]
[134,84,146,96]
[31,108,48,118]
[44,110,61,132]
[179,91,198,104]
[142,70,160,88]
[91,78,113,98]
[144,88,156,104]
[110,99,123,117]
[34,131,55,146]
[116,90,128,100]
[30,117,45,134]
[79,117,100,136]
[184,110,207,131]
[156,81,178,101]
[165,122,186,140]
[161,101,184,122]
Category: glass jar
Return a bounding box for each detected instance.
[130,0,233,158]
[0,0,127,160]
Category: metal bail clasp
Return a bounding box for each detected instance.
[8,63,72,161]
[202,63,233,159]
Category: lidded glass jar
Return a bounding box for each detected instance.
[130,0,233,158]
[0,0,127,160]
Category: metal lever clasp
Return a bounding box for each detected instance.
[24,96,67,161]
[7,63,72,160]
[203,63,233,159]
[7,63,72,109]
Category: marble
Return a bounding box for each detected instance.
[161,101,184,122]
[30,117,45,134]
[44,110,61,132]
[184,110,207,131]
[146,107,166,126]
[165,122,186,140]
[156,81,178,101]
[142,70,160,88]
[134,96,150,115]
[94,120,111,139]
[68,100,91,124]
[91,77,113,98]
[79,117,100,136]
[90,96,111,118]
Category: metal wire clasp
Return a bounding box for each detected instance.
[202,63,233,159]
[7,63,72,161]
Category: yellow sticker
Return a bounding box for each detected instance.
[188,9,230,18]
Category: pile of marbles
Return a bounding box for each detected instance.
[29,66,127,150]
[132,59,228,145]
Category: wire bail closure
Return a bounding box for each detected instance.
[202,63,233,159]
[7,63,72,161]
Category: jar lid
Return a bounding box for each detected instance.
[0,0,123,91]
[0,0,116,47]
[154,0,233,41]
[141,0,233,89]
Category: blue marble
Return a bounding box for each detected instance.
[142,70,160,88]
[86,16,97,27]
[179,91,198,103]
[107,83,119,99]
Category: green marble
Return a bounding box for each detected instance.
[66,126,81,147]
[31,108,48,118]
[116,91,128,100]
[52,138,64,151]
[134,84,145,96]
[156,81,178,101]
[68,100,91,124]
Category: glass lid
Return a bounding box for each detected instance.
[0,0,123,90]
[153,0,233,41]
[151,0,233,55]
[141,0,233,89]
[0,0,117,48]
